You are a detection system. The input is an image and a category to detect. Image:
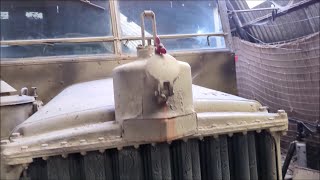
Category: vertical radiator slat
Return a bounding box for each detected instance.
[248,132,258,180]
[227,137,235,180]
[159,143,172,180]
[200,137,222,180]
[141,143,172,180]
[199,138,208,180]
[233,134,250,180]
[170,140,193,180]
[190,139,201,180]
[220,135,230,180]
[83,151,106,179]
[68,154,84,180]
[104,149,116,180]
[47,156,71,180]
[27,158,48,180]
[259,132,277,180]
[118,147,144,180]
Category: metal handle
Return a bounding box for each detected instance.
[140,10,157,47]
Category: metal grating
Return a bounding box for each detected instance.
[21,131,278,180]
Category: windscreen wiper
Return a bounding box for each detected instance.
[80,0,105,11]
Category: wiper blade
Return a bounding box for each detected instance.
[80,0,105,11]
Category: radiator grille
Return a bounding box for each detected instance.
[21,131,279,180]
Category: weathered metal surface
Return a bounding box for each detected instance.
[0,80,16,94]
[19,132,281,180]
[0,78,287,166]
[0,83,35,140]
[0,50,237,103]
[0,95,35,106]
[293,166,320,180]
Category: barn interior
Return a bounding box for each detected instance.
[0,0,319,180]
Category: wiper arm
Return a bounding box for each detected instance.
[80,0,105,11]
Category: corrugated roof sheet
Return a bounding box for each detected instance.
[229,0,319,43]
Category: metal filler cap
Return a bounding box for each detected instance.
[113,10,196,142]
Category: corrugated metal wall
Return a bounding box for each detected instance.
[234,32,320,170]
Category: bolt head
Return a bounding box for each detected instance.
[60,141,67,146]
[1,140,10,145]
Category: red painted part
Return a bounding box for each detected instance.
[155,36,167,55]
[235,55,239,62]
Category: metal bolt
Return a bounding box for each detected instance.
[98,137,105,141]
[151,143,156,147]
[41,144,48,149]
[99,149,105,153]
[277,109,285,114]
[134,144,139,149]
[80,151,87,156]
[1,140,10,145]
[198,136,204,141]
[62,154,68,158]
[60,141,67,146]
[117,146,123,151]
[228,133,233,137]
[282,131,287,136]
[242,131,247,135]
[42,157,48,161]
[256,129,262,133]
[21,146,28,151]
[259,106,268,111]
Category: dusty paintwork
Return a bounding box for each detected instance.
[0,82,36,140]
